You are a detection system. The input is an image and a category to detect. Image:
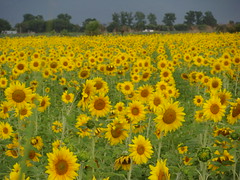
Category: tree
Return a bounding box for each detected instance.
[184,11,195,26]
[147,13,157,29]
[162,13,176,27]
[134,11,146,31]
[82,18,97,32]
[85,20,101,35]
[0,18,11,32]
[203,11,217,26]
[23,13,35,22]
[195,11,204,25]
[126,12,134,28]
[120,11,128,26]
[57,13,72,22]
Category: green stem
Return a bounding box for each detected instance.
[91,129,96,176]
[157,131,163,160]
[146,115,152,138]
[199,162,207,180]
[127,158,133,180]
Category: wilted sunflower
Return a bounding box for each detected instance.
[129,135,153,164]
[26,149,42,167]
[46,146,80,180]
[183,156,193,165]
[154,100,185,134]
[5,81,32,109]
[203,96,226,122]
[62,91,74,104]
[114,155,131,170]
[105,117,129,145]
[0,122,13,139]
[127,100,146,123]
[148,159,170,180]
[88,94,111,118]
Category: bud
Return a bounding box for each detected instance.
[86,120,95,129]
[197,147,212,162]
[230,132,239,140]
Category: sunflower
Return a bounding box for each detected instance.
[15,104,32,120]
[207,77,222,93]
[0,101,12,119]
[121,81,134,95]
[194,110,206,122]
[129,135,153,164]
[52,140,65,150]
[154,99,185,134]
[14,61,28,74]
[177,144,188,154]
[160,68,172,81]
[137,85,153,102]
[38,95,51,112]
[217,89,232,106]
[105,117,129,145]
[26,149,42,167]
[203,96,226,122]
[46,146,80,180]
[5,81,32,109]
[127,100,146,123]
[148,159,170,180]
[5,163,30,180]
[149,92,165,112]
[75,114,92,137]
[77,80,96,110]
[78,68,90,79]
[29,59,41,71]
[52,121,63,133]
[93,77,109,94]
[31,136,44,150]
[114,102,126,115]
[114,155,131,170]
[0,77,8,88]
[193,95,204,107]
[5,142,24,158]
[155,81,168,92]
[141,69,151,81]
[227,98,240,124]
[183,156,193,165]
[59,77,67,86]
[0,122,13,139]
[88,94,111,118]
[62,91,74,104]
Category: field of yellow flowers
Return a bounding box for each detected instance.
[0,33,239,180]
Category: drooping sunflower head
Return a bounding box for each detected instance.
[114,155,131,171]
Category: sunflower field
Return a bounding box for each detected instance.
[0,33,239,180]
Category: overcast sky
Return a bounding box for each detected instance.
[0,0,239,26]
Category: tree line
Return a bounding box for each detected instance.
[0,11,239,34]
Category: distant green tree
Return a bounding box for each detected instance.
[23,13,35,22]
[0,18,11,32]
[82,18,97,32]
[147,13,157,29]
[195,11,204,25]
[126,12,134,28]
[184,11,196,25]
[162,13,176,27]
[134,11,146,31]
[85,20,101,35]
[203,11,217,26]
[120,11,128,26]
[57,13,72,22]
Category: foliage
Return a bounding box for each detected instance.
[0,18,11,32]
[85,20,101,35]
[162,13,176,27]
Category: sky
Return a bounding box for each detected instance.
[0,0,240,27]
